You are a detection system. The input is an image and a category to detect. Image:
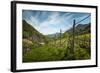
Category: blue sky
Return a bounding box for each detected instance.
[22,10,91,35]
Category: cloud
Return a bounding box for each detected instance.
[35,12,74,35]
[23,10,91,35]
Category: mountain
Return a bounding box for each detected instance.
[23,20,48,44]
[46,33,61,38]
[65,23,91,35]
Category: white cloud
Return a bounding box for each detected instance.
[26,12,75,35]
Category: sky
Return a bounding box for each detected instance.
[22,10,91,35]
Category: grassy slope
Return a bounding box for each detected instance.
[23,33,91,62]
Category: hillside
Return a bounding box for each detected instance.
[23,20,48,43]
[65,23,91,35]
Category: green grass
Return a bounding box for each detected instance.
[23,33,91,62]
[23,45,66,62]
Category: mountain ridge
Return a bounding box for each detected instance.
[65,23,91,35]
[23,20,48,44]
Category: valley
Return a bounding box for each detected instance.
[22,20,91,62]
